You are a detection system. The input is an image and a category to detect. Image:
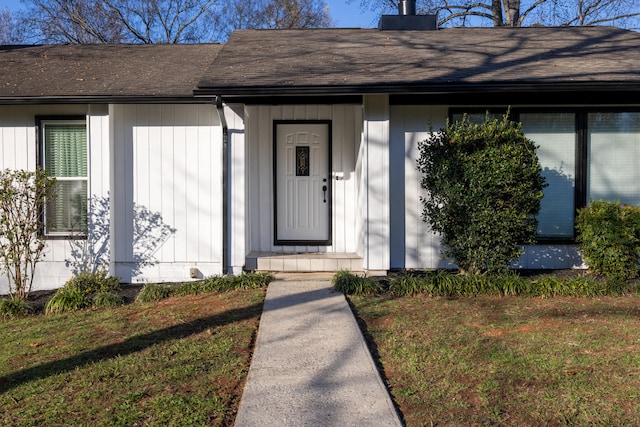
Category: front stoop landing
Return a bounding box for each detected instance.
[245,251,363,272]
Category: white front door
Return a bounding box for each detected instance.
[274,122,331,245]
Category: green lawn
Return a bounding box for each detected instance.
[350,293,640,426]
[3,284,640,426]
[0,288,265,427]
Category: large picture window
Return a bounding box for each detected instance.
[520,113,576,238]
[449,108,640,242]
[38,117,88,236]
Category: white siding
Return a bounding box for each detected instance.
[110,104,223,283]
[361,96,390,271]
[389,105,448,269]
[0,105,108,294]
[245,104,362,255]
[227,104,246,274]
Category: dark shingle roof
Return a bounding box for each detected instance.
[196,26,640,95]
[1,43,221,102]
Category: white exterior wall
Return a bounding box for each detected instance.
[390,104,583,270]
[361,96,390,272]
[226,104,246,274]
[245,104,362,256]
[110,104,223,283]
[0,104,109,293]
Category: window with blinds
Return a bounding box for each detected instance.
[449,108,640,242]
[40,120,88,235]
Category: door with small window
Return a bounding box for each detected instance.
[274,121,331,245]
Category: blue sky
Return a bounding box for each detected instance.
[0,0,381,29]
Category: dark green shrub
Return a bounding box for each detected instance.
[45,269,122,314]
[135,284,173,303]
[199,272,274,293]
[0,298,33,320]
[92,291,124,307]
[417,113,546,274]
[332,270,382,295]
[65,269,121,294]
[45,284,91,314]
[576,200,640,280]
[172,281,205,296]
[388,273,425,297]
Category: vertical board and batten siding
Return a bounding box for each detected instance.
[391,104,582,270]
[226,104,246,274]
[362,95,391,271]
[245,104,362,255]
[110,104,223,283]
[390,105,448,269]
[0,104,109,293]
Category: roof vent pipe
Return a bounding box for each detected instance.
[398,0,416,15]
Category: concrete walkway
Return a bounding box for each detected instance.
[234,273,403,427]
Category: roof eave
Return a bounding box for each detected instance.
[195,81,640,98]
[0,95,216,105]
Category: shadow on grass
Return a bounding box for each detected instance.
[344,296,407,426]
[0,301,264,393]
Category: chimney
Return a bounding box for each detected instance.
[378,1,436,31]
[398,0,416,16]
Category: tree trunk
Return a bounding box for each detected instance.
[503,0,521,26]
[491,0,504,26]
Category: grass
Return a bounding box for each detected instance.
[349,292,640,426]
[0,287,266,427]
[3,270,640,426]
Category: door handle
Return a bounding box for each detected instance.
[322,185,327,203]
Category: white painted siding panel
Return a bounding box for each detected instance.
[390,105,448,269]
[111,104,222,283]
[362,95,390,271]
[0,105,107,293]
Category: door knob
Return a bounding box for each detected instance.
[322,185,327,203]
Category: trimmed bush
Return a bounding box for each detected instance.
[45,284,91,314]
[576,200,640,281]
[332,270,382,295]
[418,113,546,274]
[65,269,121,294]
[92,291,124,307]
[0,298,33,320]
[135,272,274,304]
[135,283,173,303]
[45,269,122,314]
[383,270,630,299]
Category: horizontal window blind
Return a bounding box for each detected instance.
[43,122,88,235]
[44,124,88,177]
[521,113,576,238]
[588,112,640,206]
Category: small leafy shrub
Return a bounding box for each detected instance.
[388,272,426,297]
[576,200,640,281]
[92,291,124,307]
[45,284,91,314]
[136,273,274,304]
[332,270,382,295]
[199,272,274,293]
[529,275,562,298]
[0,168,56,300]
[386,270,630,298]
[45,269,122,314]
[0,298,33,320]
[65,269,121,294]
[417,112,546,274]
[135,283,173,303]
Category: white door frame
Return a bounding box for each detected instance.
[273,120,332,246]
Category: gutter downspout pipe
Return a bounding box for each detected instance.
[215,96,230,274]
